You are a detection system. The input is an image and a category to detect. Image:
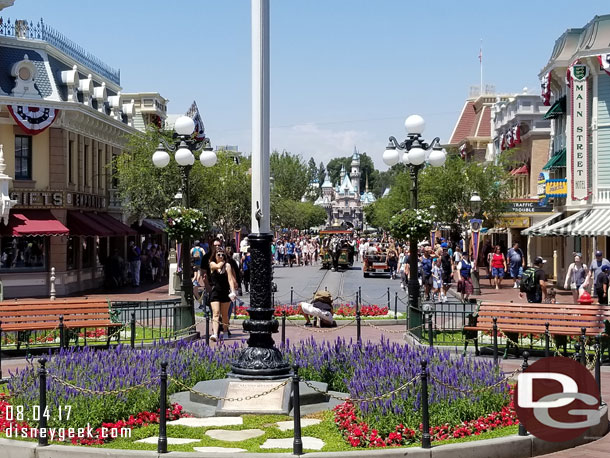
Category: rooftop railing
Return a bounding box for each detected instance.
[0,17,120,85]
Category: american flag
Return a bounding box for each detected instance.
[186,101,205,141]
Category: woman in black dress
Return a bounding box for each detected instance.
[208,247,239,342]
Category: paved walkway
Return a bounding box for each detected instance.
[2,282,609,457]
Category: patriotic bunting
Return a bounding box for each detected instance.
[7,105,59,135]
[540,72,552,106]
[513,125,521,145]
[598,54,610,76]
[186,101,206,141]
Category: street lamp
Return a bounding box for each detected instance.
[383,115,447,337]
[469,192,482,295]
[153,115,217,332]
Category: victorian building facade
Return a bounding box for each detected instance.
[521,14,610,285]
[0,18,167,297]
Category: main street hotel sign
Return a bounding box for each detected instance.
[570,64,589,201]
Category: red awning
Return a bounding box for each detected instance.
[132,218,166,234]
[0,210,69,236]
[67,211,137,237]
[88,212,137,236]
[67,211,114,237]
[510,165,529,175]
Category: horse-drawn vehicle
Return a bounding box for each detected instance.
[320,227,354,271]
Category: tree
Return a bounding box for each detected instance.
[363,172,412,230]
[114,128,251,236]
[317,161,326,185]
[270,150,309,201]
[307,157,317,183]
[271,198,326,230]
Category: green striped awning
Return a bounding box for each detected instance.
[542,148,566,170]
[543,97,566,120]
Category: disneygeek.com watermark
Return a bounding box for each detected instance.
[4,424,131,440]
[514,357,600,442]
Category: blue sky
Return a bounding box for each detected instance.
[5,1,609,167]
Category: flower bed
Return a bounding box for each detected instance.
[2,338,510,448]
[233,304,392,319]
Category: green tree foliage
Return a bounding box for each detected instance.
[326,152,380,196]
[270,150,309,201]
[418,153,511,228]
[271,198,327,230]
[317,161,326,185]
[114,128,251,236]
[363,172,412,230]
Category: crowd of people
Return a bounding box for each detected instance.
[103,240,168,289]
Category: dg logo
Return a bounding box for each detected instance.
[514,357,600,442]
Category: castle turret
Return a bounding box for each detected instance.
[350,147,360,194]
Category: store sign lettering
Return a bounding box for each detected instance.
[10,191,106,209]
[570,64,589,201]
[545,179,568,197]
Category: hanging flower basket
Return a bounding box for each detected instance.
[389,208,434,241]
[164,206,208,240]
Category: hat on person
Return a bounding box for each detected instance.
[440,242,448,248]
[534,256,546,265]
[194,240,200,246]
[596,250,603,257]
[602,265,610,272]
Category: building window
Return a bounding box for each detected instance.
[84,145,89,187]
[68,140,74,184]
[67,236,79,270]
[82,236,94,268]
[0,236,46,271]
[111,155,118,189]
[98,149,104,190]
[15,135,32,180]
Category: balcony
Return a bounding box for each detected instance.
[0,18,120,85]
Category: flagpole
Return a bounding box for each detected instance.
[479,39,483,96]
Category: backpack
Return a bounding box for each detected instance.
[521,267,537,292]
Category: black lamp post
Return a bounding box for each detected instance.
[469,192,482,295]
[153,115,217,332]
[383,115,447,337]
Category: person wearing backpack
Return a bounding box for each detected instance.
[191,240,205,269]
[519,257,547,303]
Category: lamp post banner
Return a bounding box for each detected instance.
[469,219,482,268]
[570,64,589,201]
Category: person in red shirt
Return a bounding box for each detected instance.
[490,245,507,290]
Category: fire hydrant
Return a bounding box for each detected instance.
[578,291,593,304]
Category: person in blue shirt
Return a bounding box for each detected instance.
[241,251,251,292]
[285,239,295,267]
[420,247,434,300]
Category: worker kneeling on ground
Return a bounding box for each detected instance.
[297,290,337,328]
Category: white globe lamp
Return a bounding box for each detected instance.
[404,115,425,135]
[428,147,447,167]
[407,145,426,165]
[175,145,195,166]
[199,149,218,167]
[174,116,195,136]
[402,151,411,165]
[382,146,400,166]
[152,148,170,168]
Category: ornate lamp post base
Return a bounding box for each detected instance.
[231,233,290,379]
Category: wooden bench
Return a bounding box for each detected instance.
[463,301,610,358]
[0,297,121,351]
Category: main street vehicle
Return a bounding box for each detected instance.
[362,249,391,277]
[320,227,354,270]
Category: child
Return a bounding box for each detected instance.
[431,258,442,302]
[546,287,557,304]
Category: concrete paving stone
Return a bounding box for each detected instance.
[135,436,200,445]
[193,446,247,453]
[260,436,324,450]
[168,417,243,427]
[276,418,321,431]
[205,428,265,442]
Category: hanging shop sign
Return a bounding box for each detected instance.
[545,179,568,198]
[570,64,589,201]
[10,190,106,209]
[7,105,59,135]
[537,172,548,203]
[498,216,530,228]
[505,199,554,214]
